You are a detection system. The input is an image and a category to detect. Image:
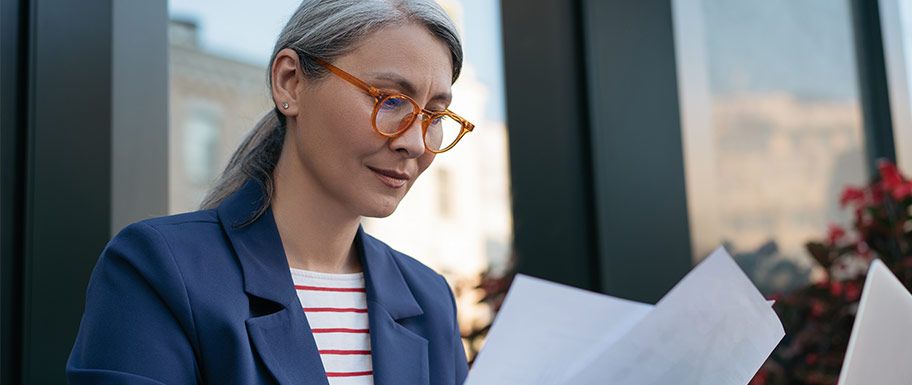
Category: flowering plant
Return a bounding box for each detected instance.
[752,159,912,385]
[463,263,515,365]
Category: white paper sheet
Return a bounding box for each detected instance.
[838,259,912,385]
[559,247,784,385]
[465,246,784,385]
[463,275,653,385]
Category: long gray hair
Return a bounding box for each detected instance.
[198,0,463,226]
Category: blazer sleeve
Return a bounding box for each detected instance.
[66,221,201,384]
[440,274,469,384]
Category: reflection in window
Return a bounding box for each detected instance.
[674,0,868,295]
[880,0,912,172]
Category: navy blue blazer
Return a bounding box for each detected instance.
[66,178,469,384]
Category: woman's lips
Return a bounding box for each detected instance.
[368,166,408,188]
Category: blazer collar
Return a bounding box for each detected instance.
[215,177,423,318]
[215,178,428,385]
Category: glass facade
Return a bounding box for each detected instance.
[674,0,868,294]
[881,0,912,173]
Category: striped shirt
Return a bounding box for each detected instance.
[291,267,374,384]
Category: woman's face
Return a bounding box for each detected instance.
[276,22,454,218]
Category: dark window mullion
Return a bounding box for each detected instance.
[852,0,898,171]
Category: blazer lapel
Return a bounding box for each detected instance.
[217,179,328,385]
[245,310,329,385]
[218,178,430,385]
[356,227,430,385]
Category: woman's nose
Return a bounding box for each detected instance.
[389,113,427,158]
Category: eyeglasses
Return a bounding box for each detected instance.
[314,57,474,154]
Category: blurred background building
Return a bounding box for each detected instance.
[4,0,912,383]
[168,19,273,214]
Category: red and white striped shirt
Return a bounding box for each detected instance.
[291,268,374,384]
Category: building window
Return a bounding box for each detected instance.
[183,102,221,185]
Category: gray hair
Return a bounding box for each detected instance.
[198,0,463,226]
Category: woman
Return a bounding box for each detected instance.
[66,1,473,384]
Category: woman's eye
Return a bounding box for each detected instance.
[380,97,404,110]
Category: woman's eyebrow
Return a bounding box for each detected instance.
[368,72,452,104]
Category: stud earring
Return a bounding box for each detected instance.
[282,102,289,109]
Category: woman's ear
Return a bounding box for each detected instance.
[271,48,304,118]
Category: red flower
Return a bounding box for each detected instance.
[878,159,906,192]
[827,224,846,246]
[870,183,886,205]
[829,281,843,297]
[892,181,912,201]
[845,281,862,302]
[805,353,819,365]
[839,186,866,208]
[749,368,768,385]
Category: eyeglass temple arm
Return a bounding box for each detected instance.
[446,112,475,132]
[313,57,381,99]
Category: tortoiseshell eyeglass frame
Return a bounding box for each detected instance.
[313,57,474,154]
